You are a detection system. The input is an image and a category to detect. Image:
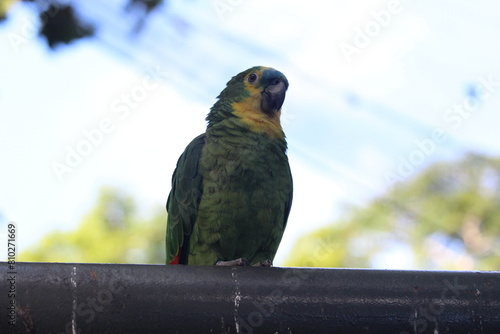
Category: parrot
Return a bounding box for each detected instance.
[165,66,293,266]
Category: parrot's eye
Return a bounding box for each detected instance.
[247,73,258,84]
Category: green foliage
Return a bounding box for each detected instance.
[285,153,500,270]
[0,0,166,47]
[20,187,166,264]
[38,4,95,48]
[0,0,17,21]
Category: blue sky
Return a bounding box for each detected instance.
[1,0,500,266]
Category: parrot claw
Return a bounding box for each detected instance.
[253,259,273,267]
[216,258,250,266]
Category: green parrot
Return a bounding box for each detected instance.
[166,66,293,266]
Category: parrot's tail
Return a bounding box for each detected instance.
[169,254,180,265]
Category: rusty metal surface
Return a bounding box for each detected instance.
[1,262,499,333]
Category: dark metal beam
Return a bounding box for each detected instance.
[1,262,499,334]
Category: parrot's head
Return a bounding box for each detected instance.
[208,66,289,138]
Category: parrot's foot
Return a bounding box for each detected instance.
[253,259,273,267]
[216,258,250,266]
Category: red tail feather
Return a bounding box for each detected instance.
[169,253,180,265]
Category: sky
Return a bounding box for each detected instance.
[1,0,500,266]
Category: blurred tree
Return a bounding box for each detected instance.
[20,187,166,264]
[0,0,16,21]
[125,0,164,33]
[285,153,500,270]
[0,0,166,48]
[38,3,94,48]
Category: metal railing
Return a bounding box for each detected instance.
[1,262,499,333]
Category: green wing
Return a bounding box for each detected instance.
[166,134,205,264]
[283,162,293,229]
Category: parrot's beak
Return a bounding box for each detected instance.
[261,79,287,114]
